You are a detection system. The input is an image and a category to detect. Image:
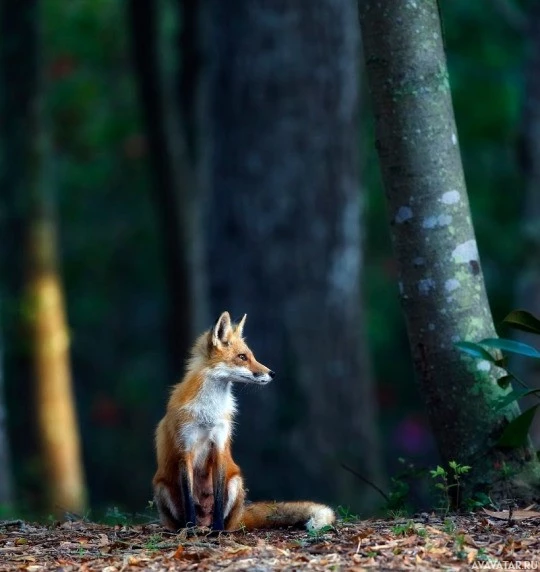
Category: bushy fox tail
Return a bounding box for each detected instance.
[238,501,335,531]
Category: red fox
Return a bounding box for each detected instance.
[153,311,335,531]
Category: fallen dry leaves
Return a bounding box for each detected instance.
[1,512,539,571]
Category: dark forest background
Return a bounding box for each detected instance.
[1,0,537,519]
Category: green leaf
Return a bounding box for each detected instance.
[454,341,496,362]
[479,338,540,359]
[503,310,540,335]
[497,406,538,448]
[495,389,540,411]
[497,375,513,389]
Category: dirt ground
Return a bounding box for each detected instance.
[1,511,540,571]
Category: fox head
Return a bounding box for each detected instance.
[203,311,275,385]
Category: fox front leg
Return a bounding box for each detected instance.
[179,454,196,527]
[212,451,226,531]
[224,475,245,530]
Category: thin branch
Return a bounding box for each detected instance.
[341,463,390,503]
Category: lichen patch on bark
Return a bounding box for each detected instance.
[451,240,479,263]
[441,190,460,204]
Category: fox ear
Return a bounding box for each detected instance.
[236,314,247,338]
[212,311,232,346]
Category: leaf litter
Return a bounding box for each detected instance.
[1,511,540,571]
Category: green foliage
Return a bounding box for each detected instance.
[443,519,455,534]
[456,310,540,450]
[391,521,416,536]
[503,310,540,335]
[336,505,359,523]
[144,533,163,551]
[494,389,538,411]
[77,546,87,558]
[498,461,515,480]
[386,477,410,514]
[453,341,497,362]
[391,521,426,538]
[307,524,334,539]
[383,458,427,515]
[454,533,467,560]
[430,462,471,515]
[498,406,539,448]
[464,492,492,512]
[479,338,540,359]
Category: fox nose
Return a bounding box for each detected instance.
[269,370,275,379]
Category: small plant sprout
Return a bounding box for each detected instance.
[430,461,471,514]
[392,521,416,536]
[144,533,162,551]
[443,518,455,534]
[307,524,334,539]
[337,505,359,523]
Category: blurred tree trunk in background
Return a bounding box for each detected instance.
[515,2,540,447]
[0,0,36,514]
[359,0,540,502]
[128,0,191,377]
[0,335,13,511]
[0,0,86,515]
[128,0,208,379]
[175,0,209,334]
[27,197,87,515]
[206,0,382,510]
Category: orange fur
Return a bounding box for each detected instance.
[152,311,335,531]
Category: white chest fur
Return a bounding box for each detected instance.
[179,376,236,468]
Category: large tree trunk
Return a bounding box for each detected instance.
[128,0,193,377]
[176,0,210,334]
[359,0,540,501]
[0,0,86,515]
[27,197,87,515]
[514,2,540,447]
[206,0,382,510]
[0,0,37,513]
[127,0,208,378]
[0,335,13,511]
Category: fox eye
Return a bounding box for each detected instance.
[238,353,247,361]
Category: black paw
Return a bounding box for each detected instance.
[211,516,225,531]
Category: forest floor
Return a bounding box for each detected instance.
[1,510,540,571]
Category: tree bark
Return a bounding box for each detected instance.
[0,0,87,515]
[27,198,87,515]
[127,0,208,378]
[359,0,540,500]
[207,0,382,510]
[514,2,540,447]
[176,0,210,335]
[0,0,37,512]
[0,331,13,511]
